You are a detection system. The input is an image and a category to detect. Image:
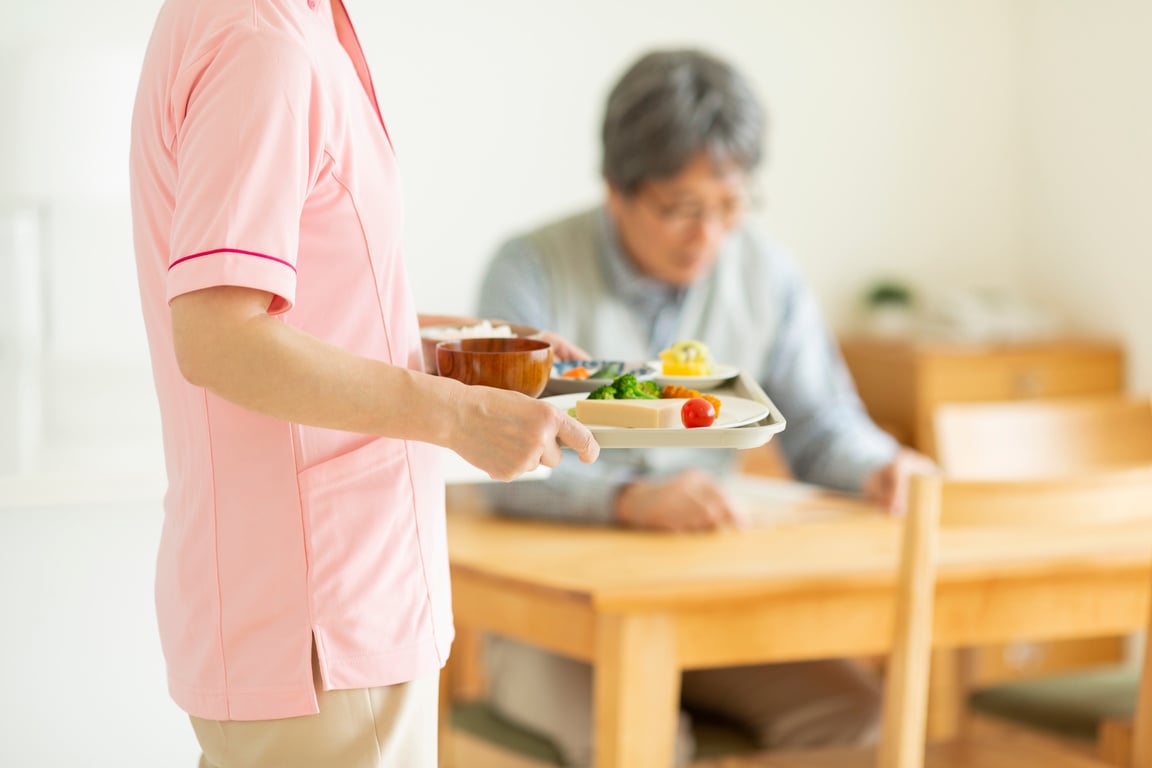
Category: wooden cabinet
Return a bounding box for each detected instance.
[841,336,1129,691]
[840,337,1126,458]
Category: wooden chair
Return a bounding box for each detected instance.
[695,467,1152,768]
[935,396,1152,764]
[934,395,1152,480]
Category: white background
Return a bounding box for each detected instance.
[1,1,1150,765]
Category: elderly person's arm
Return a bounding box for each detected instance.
[758,254,933,514]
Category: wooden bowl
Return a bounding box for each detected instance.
[435,337,554,397]
[420,321,541,374]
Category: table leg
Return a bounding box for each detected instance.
[594,613,680,768]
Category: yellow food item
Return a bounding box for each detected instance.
[575,399,684,428]
[659,340,714,376]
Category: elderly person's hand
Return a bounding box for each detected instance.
[863,447,939,516]
[533,330,591,361]
[614,469,747,532]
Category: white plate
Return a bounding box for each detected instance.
[646,361,741,390]
[543,393,769,430]
[546,360,656,395]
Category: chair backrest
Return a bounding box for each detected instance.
[875,473,940,768]
[876,467,1152,768]
[934,395,1152,479]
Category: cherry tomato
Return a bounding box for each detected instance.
[681,397,717,428]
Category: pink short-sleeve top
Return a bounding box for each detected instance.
[130,0,452,720]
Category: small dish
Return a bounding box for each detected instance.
[546,360,657,395]
[647,361,742,390]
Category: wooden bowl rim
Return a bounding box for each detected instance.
[435,337,552,354]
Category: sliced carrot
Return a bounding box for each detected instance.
[560,366,592,379]
[660,384,720,415]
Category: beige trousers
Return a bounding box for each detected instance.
[190,656,439,768]
[486,636,881,767]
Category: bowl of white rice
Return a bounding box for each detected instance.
[420,319,541,373]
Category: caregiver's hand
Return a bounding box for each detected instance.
[450,386,599,481]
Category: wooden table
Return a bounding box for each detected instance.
[445,475,1152,768]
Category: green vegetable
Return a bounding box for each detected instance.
[589,362,622,379]
[603,373,658,400]
[585,373,660,401]
[613,374,657,399]
[637,380,662,398]
[587,384,618,400]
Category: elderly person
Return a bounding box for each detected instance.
[477,48,933,766]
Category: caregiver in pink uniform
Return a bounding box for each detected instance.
[129,0,599,765]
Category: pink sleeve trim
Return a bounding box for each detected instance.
[170,248,297,273]
[166,247,298,315]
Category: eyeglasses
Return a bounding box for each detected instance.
[640,192,747,233]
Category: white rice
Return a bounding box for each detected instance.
[422,320,515,340]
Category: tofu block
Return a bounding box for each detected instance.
[575,398,684,428]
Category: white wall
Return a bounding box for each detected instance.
[0,489,200,767]
[1020,0,1152,390]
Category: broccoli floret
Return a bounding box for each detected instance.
[612,373,660,399]
[637,380,662,398]
[587,384,617,400]
[586,375,659,401]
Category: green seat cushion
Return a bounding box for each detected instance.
[451,700,759,765]
[969,666,1139,741]
[452,700,567,764]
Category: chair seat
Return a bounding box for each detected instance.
[968,666,1138,740]
[693,733,1110,767]
[451,699,760,765]
[451,700,566,765]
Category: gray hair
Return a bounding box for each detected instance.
[601,49,766,195]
